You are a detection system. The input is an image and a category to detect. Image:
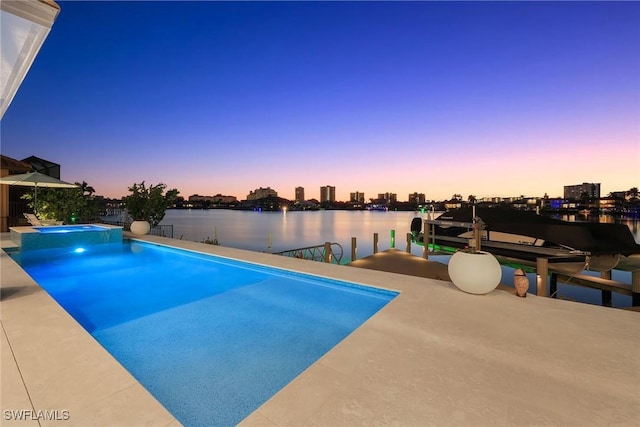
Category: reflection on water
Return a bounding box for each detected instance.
[163,209,640,251]
[161,209,429,256]
[159,210,638,308]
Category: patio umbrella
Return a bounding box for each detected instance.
[0,171,78,214]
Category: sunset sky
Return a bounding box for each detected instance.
[2,1,639,201]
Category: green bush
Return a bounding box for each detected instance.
[22,181,99,224]
[122,181,179,227]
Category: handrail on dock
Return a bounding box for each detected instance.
[273,242,344,264]
[553,273,632,296]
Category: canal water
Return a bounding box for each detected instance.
[157,209,639,308]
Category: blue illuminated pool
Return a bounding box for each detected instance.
[33,224,108,233]
[9,224,122,250]
[9,241,397,426]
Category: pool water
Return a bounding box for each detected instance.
[9,241,397,426]
[10,224,122,251]
[33,224,109,233]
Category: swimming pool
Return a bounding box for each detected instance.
[33,224,108,233]
[9,224,122,251]
[9,240,397,426]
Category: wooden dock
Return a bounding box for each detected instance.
[346,246,639,308]
[348,248,451,281]
[292,231,640,307]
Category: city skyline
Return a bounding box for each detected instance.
[2,1,639,201]
[185,180,634,204]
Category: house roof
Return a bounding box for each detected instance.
[0,154,32,174]
[16,155,61,179]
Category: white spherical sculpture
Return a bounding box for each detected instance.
[130,220,151,236]
[448,250,502,295]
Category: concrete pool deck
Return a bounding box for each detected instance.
[2,233,639,426]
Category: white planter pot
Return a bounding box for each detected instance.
[448,250,502,295]
[130,220,151,236]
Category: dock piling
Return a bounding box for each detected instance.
[324,241,331,263]
[601,270,613,307]
[632,270,640,306]
[536,258,549,297]
[351,237,357,262]
[406,233,411,253]
[550,273,558,298]
[390,230,395,248]
[373,233,378,254]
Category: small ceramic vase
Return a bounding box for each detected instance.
[514,268,529,298]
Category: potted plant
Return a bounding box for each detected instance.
[122,181,179,235]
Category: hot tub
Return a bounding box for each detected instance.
[9,224,123,250]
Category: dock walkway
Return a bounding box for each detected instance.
[347,248,523,294]
[348,248,451,281]
[346,248,640,303]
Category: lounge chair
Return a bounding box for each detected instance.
[23,213,63,226]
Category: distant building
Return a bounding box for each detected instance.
[350,192,365,203]
[408,192,425,204]
[320,185,335,203]
[189,194,210,202]
[609,191,626,200]
[564,183,601,200]
[212,194,237,204]
[547,198,564,210]
[295,186,305,203]
[247,187,277,201]
[599,197,619,212]
[377,193,397,203]
[512,197,541,210]
[188,194,237,206]
[444,201,462,210]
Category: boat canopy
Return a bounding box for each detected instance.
[439,207,640,256]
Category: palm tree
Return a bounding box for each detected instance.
[626,187,639,200]
[77,181,95,196]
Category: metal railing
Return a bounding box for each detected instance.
[273,242,344,264]
[7,201,30,227]
[100,220,174,238]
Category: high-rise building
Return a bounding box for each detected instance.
[350,192,365,203]
[320,185,336,203]
[408,192,426,204]
[564,183,601,200]
[377,192,397,202]
[295,186,305,202]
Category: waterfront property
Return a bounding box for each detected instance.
[2,231,639,426]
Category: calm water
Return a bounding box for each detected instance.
[159,209,638,308]
[160,209,640,257]
[161,209,430,258]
